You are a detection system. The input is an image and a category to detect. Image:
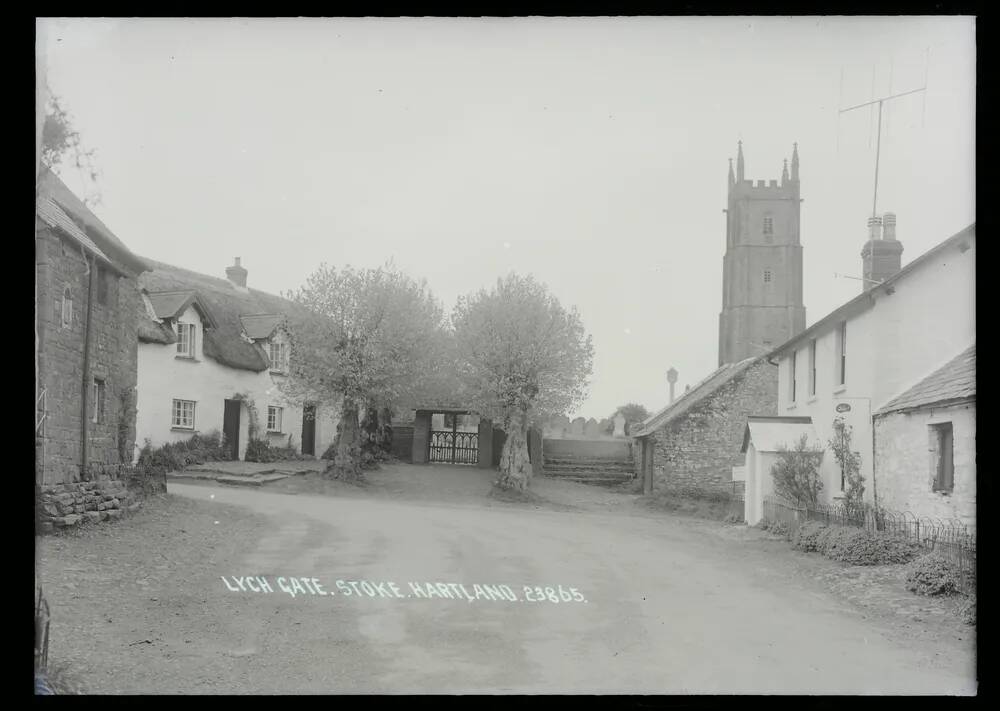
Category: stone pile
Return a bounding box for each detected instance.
[37,480,143,532]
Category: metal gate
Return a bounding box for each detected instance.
[429,430,479,464]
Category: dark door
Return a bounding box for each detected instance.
[223,399,241,460]
[302,405,316,457]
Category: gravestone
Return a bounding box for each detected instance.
[613,413,627,438]
[570,417,586,437]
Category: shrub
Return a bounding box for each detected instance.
[245,436,305,463]
[136,430,229,473]
[769,521,790,537]
[723,512,743,524]
[793,521,828,551]
[835,533,924,566]
[771,433,824,507]
[906,554,963,596]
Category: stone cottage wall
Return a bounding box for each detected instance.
[36,227,142,484]
[37,479,142,532]
[874,403,976,529]
[650,360,778,493]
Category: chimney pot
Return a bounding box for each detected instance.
[867,216,883,241]
[883,213,897,240]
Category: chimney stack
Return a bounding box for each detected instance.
[861,213,903,291]
[667,367,678,404]
[226,257,248,290]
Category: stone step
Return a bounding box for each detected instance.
[542,475,633,487]
[543,463,635,473]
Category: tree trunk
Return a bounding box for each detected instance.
[329,398,363,482]
[359,401,380,469]
[497,408,532,491]
[377,406,394,456]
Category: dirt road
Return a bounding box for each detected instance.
[159,482,974,694]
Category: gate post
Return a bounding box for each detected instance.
[478,418,493,468]
[412,410,431,464]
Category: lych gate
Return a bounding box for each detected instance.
[412,408,495,468]
[429,412,480,464]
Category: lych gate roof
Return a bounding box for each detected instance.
[741,416,819,453]
[631,356,760,438]
[877,344,976,415]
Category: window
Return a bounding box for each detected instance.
[763,269,772,284]
[763,216,773,236]
[267,406,283,433]
[91,378,106,424]
[268,341,289,372]
[172,399,195,429]
[176,322,196,358]
[790,351,797,403]
[808,339,817,396]
[61,287,73,328]
[836,322,847,385]
[931,423,954,493]
[96,266,108,305]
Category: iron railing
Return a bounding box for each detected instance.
[762,495,976,594]
[429,430,479,465]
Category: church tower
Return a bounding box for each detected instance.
[718,142,806,366]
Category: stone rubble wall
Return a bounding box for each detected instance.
[37,479,143,532]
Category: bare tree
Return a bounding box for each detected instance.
[452,273,593,491]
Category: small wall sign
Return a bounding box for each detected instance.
[835,403,852,413]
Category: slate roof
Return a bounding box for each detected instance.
[240,314,284,340]
[631,356,761,438]
[37,168,147,275]
[36,196,112,264]
[138,258,320,372]
[876,344,976,415]
[741,416,820,453]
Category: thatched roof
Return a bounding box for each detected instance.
[137,258,320,372]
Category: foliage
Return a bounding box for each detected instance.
[452,273,594,490]
[792,521,828,552]
[282,262,446,481]
[830,417,865,521]
[905,554,964,596]
[770,433,824,507]
[359,403,393,470]
[230,392,260,440]
[791,521,924,565]
[40,94,101,206]
[136,430,229,473]
[607,402,650,435]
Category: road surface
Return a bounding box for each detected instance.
[152,482,975,694]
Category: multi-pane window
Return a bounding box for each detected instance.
[931,423,955,493]
[61,287,73,328]
[176,322,196,358]
[837,322,847,385]
[172,399,196,429]
[808,339,817,397]
[268,341,289,372]
[763,269,772,284]
[763,216,774,242]
[267,406,283,432]
[790,351,797,403]
[91,378,106,424]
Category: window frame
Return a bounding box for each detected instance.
[808,339,817,397]
[790,350,797,403]
[61,286,73,328]
[176,321,196,358]
[836,322,847,386]
[91,378,106,424]
[267,405,284,433]
[171,399,196,430]
[269,341,288,373]
[931,422,955,493]
[763,269,772,284]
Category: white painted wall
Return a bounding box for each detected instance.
[135,304,339,462]
[744,444,779,526]
[776,234,975,509]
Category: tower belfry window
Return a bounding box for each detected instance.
[763,270,772,284]
[763,216,773,236]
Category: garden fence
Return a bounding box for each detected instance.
[762,495,976,595]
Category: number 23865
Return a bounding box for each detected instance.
[522,585,586,603]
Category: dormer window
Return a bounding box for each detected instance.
[176,321,196,358]
[269,341,289,373]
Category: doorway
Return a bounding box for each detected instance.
[223,399,241,460]
[302,404,316,457]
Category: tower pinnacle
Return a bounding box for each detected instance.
[791,142,799,181]
[736,141,745,182]
[728,157,735,186]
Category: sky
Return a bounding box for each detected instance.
[38,17,975,420]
